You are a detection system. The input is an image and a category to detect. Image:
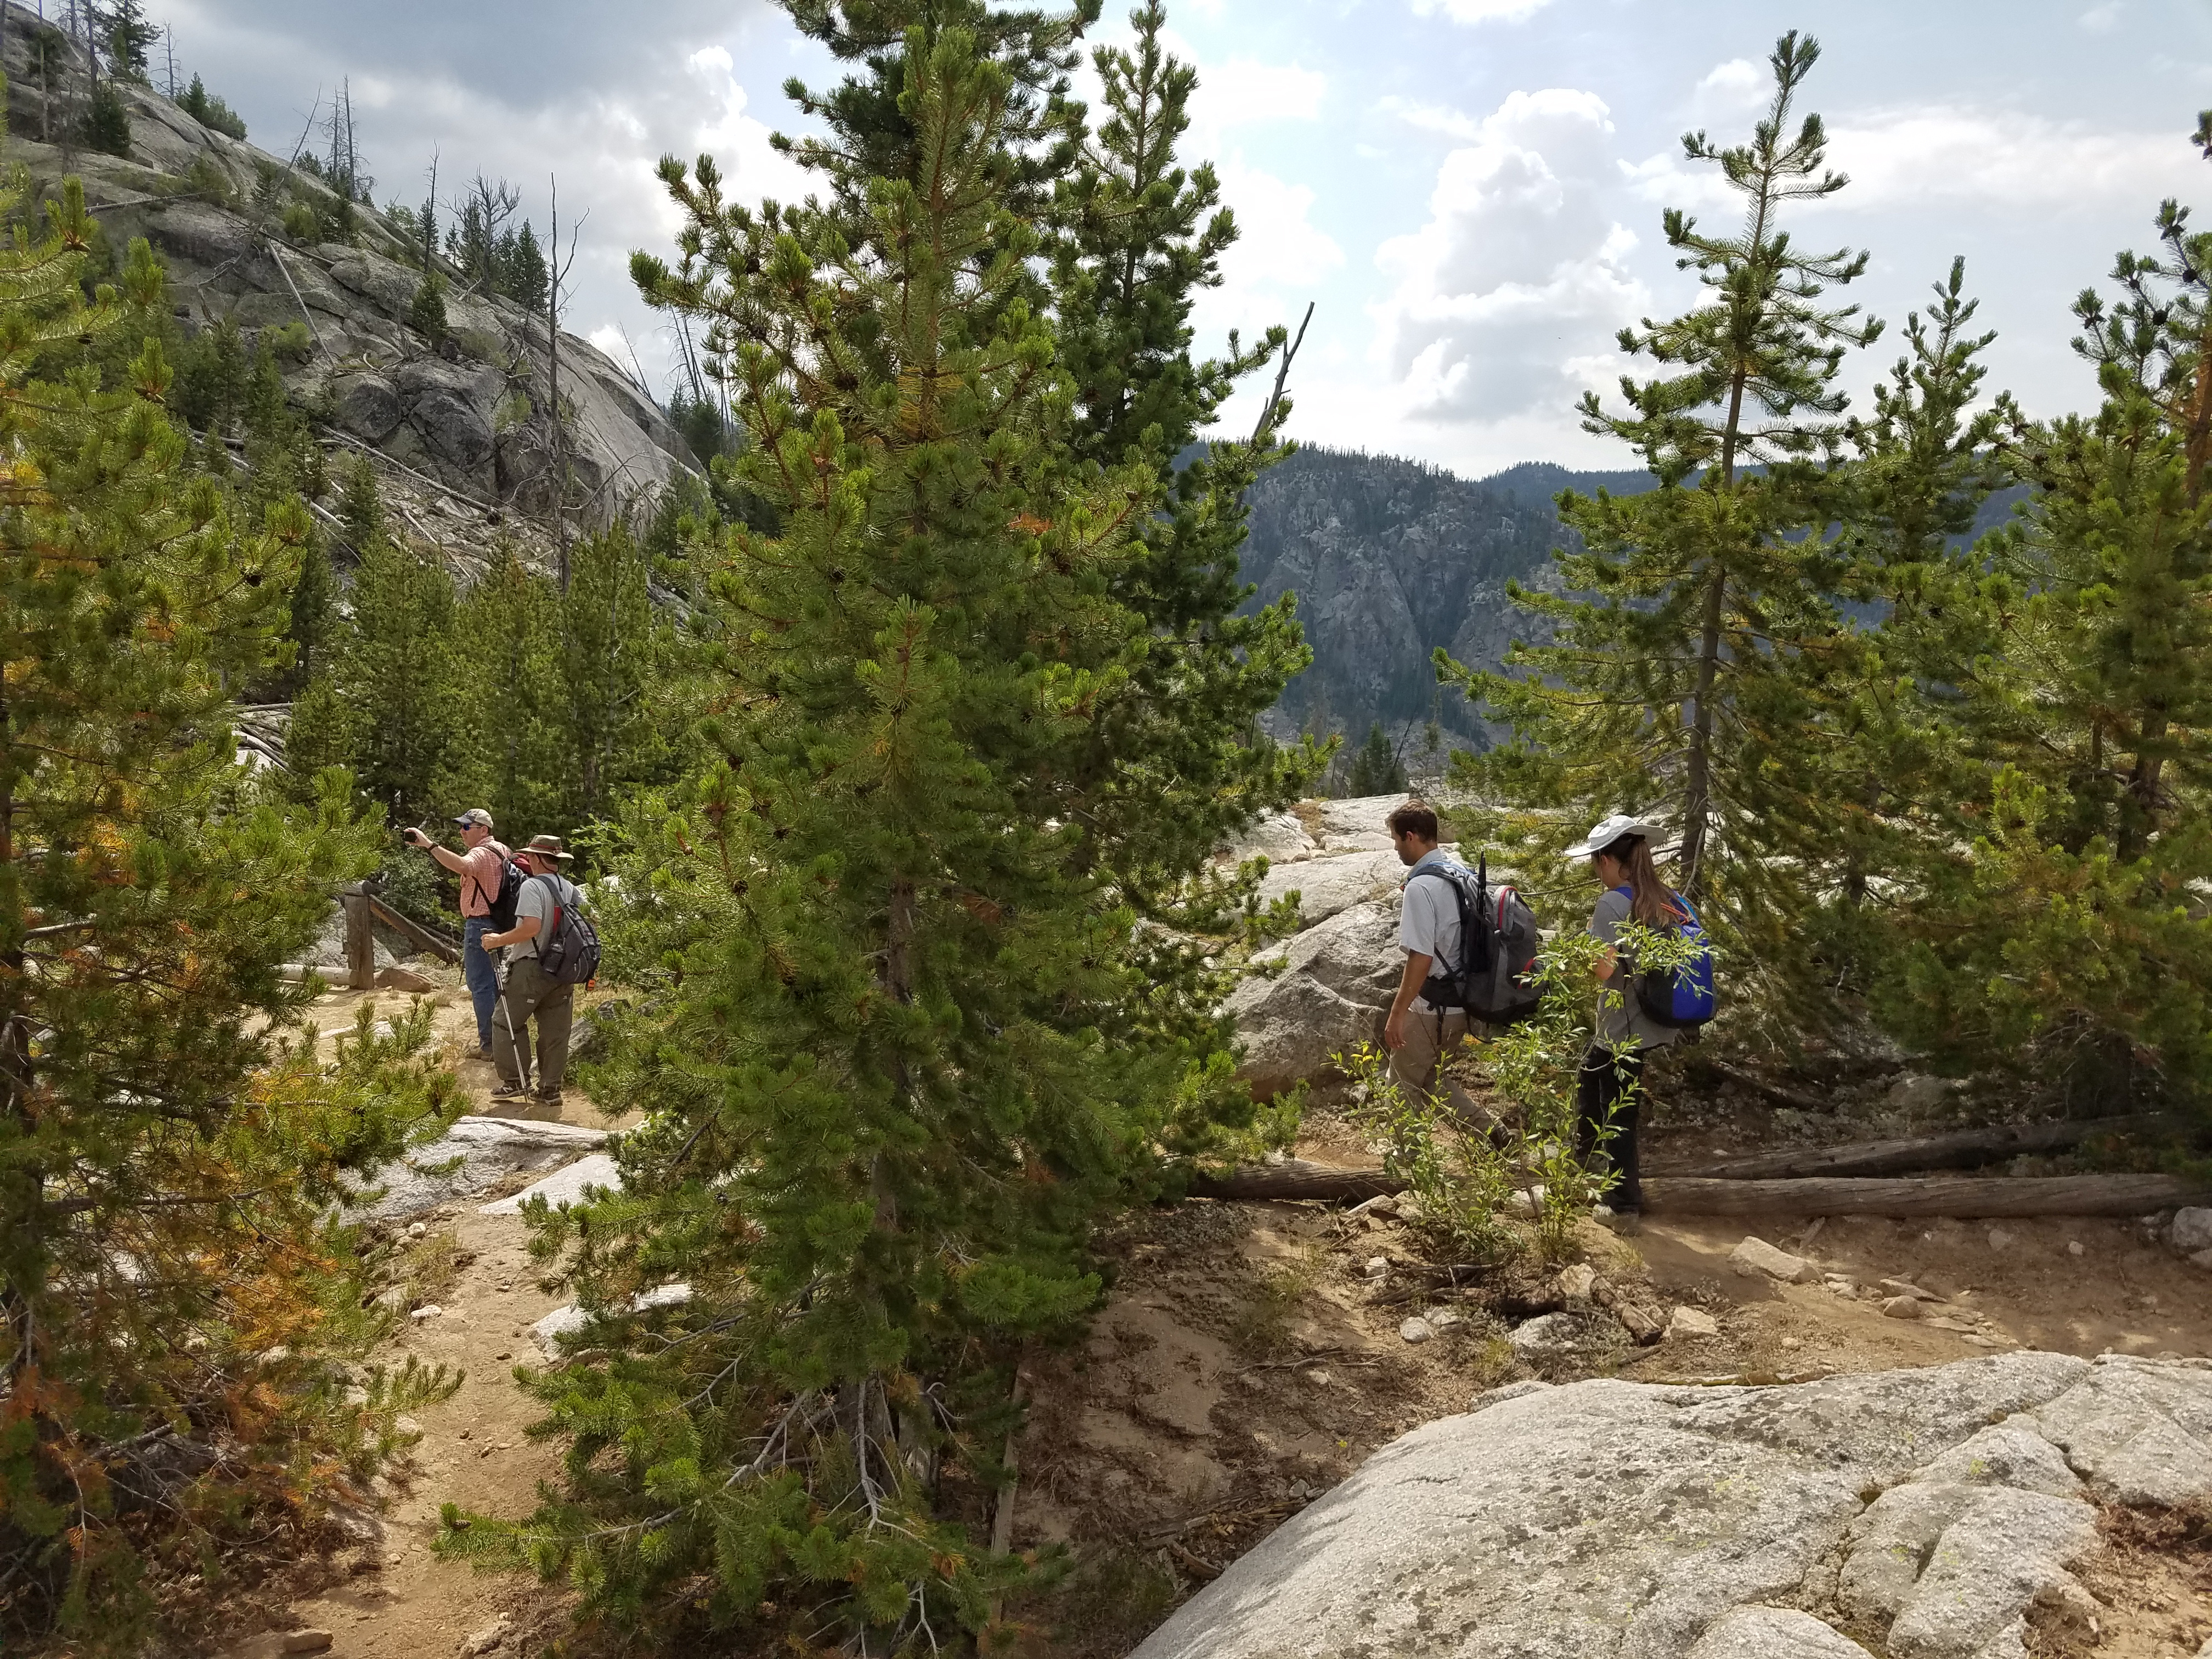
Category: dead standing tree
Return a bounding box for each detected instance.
[545,172,585,590]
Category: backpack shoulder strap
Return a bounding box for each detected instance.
[1409,865,1478,967]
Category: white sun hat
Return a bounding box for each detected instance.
[1562,812,1664,860]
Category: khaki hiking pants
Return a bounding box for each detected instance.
[494,955,574,1094]
[1389,1000,1483,1126]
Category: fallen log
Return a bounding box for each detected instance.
[1643,1173,2212,1218]
[1651,1113,2184,1181]
[1185,1160,1407,1204]
[1183,1163,2212,1217]
[364,894,462,965]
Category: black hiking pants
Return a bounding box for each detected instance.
[1575,1043,1646,1213]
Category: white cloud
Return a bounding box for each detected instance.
[1371,88,1646,424]
[1409,0,1555,24]
[2079,2,2123,32]
[1821,107,2200,211]
[1690,58,1766,120]
[1194,58,1327,131]
[1380,95,1482,142]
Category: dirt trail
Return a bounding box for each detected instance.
[212,1006,2212,1658]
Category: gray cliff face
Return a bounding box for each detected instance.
[1239,449,1565,744]
[0,36,691,537]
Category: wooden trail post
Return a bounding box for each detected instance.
[340,881,375,991]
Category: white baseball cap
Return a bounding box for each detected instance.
[1562,813,1663,859]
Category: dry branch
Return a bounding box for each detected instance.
[1186,1160,1406,1203]
[1649,1114,2185,1181]
[1641,1173,2212,1218]
[1186,1161,2211,1216]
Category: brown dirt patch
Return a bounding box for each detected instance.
[199,1082,2212,1659]
[2026,1503,2212,1658]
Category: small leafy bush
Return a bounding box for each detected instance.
[281,198,321,242]
[264,319,313,363]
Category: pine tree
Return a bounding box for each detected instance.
[446,25,1263,1645]
[778,0,1097,239]
[0,112,455,1640]
[554,524,662,828]
[1448,32,1880,1013]
[501,219,549,312]
[270,526,337,697]
[1046,0,1323,893]
[1874,136,2212,1099]
[320,461,464,827]
[408,268,449,346]
[93,1,156,83]
[449,542,562,836]
[1345,724,1407,797]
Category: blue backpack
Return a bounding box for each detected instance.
[1615,886,1717,1029]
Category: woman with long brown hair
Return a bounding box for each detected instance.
[1559,812,1690,1220]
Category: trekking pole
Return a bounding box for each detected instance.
[497,956,533,1094]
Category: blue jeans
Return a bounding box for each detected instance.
[463,917,499,1052]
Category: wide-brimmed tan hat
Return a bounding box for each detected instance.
[517,834,573,864]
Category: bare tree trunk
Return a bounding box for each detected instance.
[1645,1172,2211,1218]
[0,686,41,1391]
[1679,564,1727,895]
[549,174,569,590]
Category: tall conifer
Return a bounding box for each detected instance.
[450,541,562,835]
[1449,32,1880,1007]
[1875,134,2212,1097]
[1048,0,1322,897]
[0,121,454,1639]
[448,24,1268,1645]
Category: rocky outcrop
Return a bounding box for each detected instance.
[1221,795,1419,1096]
[0,32,692,542]
[1240,450,1564,745]
[351,1116,610,1221]
[1132,1351,2212,1659]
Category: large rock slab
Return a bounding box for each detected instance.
[1313,794,1414,842]
[1226,899,1398,1097]
[1687,1607,1871,1658]
[1135,1352,2212,1659]
[1132,1352,2092,1659]
[2029,1352,2212,1506]
[1217,810,1319,867]
[478,1152,622,1215]
[351,1116,608,1221]
[1255,847,1406,927]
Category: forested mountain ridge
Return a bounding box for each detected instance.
[1241,445,2025,752]
[1238,447,1662,747]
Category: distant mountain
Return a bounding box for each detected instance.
[1237,447,2028,756]
[1237,448,1618,750]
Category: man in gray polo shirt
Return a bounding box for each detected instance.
[1381,800,1472,1109]
[478,834,583,1107]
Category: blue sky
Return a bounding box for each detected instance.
[166,0,2212,476]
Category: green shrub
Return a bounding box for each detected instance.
[281,198,320,242]
[1342,924,1705,1263]
[78,79,131,157]
[179,73,248,140]
[264,319,313,364]
[407,270,448,345]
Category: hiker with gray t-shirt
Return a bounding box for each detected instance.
[1381,800,1474,1111]
[479,834,583,1107]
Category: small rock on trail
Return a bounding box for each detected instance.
[1729,1235,1816,1284]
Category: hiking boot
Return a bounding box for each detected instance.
[533,1086,563,1107]
[490,1084,532,1105]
